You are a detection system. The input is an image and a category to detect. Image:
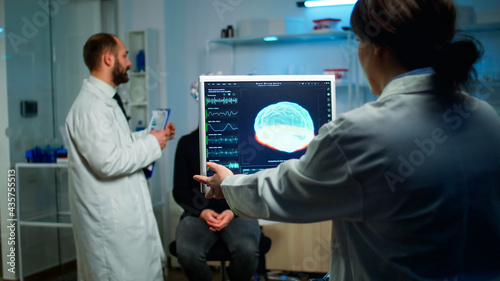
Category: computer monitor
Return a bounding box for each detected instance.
[199,75,336,192]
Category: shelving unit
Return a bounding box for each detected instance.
[208,30,350,46]
[15,162,71,281]
[205,30,363,110]
[206,30,353,74]
[126,29,159,131]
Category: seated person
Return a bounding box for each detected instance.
[173,128,261,281]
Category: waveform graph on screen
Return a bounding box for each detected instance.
[207,149,239,158]
[219,162,240,169]
[207,122,238,132]
[207,110,238,118]
[206,96,238,105]
[207,135,238,145]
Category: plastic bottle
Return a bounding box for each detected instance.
[25,149,34,163]
[136,50,145,72]
[227,25,234,38]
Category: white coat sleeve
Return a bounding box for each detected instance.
[131,128,149,141]
[67,103,162,178]
[222,121,364,223]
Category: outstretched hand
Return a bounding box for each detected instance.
[193,162,234,199]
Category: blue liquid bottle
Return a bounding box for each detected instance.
[136,50,145,72]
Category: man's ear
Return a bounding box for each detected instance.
[103,51,114,67]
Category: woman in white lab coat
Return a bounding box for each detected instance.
[66,33,174,281]
[195,0,500,280]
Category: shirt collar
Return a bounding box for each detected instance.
[88,75,116,99]
[392,67,435,81]
[378,67,436,100]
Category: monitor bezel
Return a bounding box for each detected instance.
[199,74,336,193]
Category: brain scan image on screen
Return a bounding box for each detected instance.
[254,101,315,153]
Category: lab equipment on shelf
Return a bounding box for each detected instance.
[25,145,67,163]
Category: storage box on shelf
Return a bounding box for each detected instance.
[268,17,305,35]
[312,18,341,33]
[237,17,306,38]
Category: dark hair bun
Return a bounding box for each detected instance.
[433,36,483,89]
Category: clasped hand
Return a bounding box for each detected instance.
[199,209,235,232]
[193,162,234,199]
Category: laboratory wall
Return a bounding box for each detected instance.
[2,0,104,278]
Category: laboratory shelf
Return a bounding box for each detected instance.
[208,31,350,46]
[16,162,68,168]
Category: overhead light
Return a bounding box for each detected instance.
[297,0,358,7]
[0,27,4,33]
[263,36,278,42]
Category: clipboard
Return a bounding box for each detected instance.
[144,108,171,178]
[148,108,171,131]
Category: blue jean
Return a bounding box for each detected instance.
[175,216,261,281]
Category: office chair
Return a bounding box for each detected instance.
[169,233,272,281]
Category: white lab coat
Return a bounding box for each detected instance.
[222,72,500,280]
[66,78,165,281]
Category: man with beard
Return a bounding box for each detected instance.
[65,33,175,281]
